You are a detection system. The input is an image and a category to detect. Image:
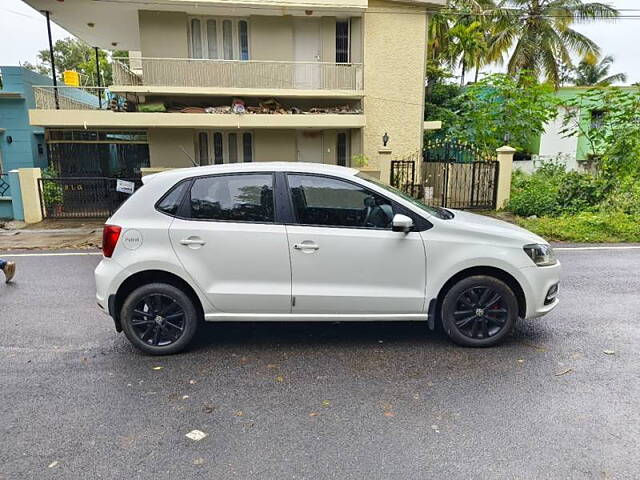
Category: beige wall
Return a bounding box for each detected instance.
[254,130,297,162]
[362,0,428,183]
[139,11,189,58]
[249,16,294,61]
[148,129,196,168]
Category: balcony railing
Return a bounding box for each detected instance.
[33,86,110,110]
[113,57,364,91]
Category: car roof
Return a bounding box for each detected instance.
[143,162,359,184]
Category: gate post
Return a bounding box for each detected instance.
[17,168,43,224]
[495,146,516,210]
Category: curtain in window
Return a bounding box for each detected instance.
[238,21,249,60]
[206,20,218,59]
[228,133,238,163]
[242,133,253,162]
[198,132,209,165]
[213,132,224,164]
[223,20,234,60]
[191,19,203,58]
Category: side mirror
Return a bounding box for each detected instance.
[392,213,414,233]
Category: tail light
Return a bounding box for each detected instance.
[102,225,122,258]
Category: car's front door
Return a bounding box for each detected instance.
[168,173,291,313]
[285,174,426,315]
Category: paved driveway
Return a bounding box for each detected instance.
[0,248,638,479]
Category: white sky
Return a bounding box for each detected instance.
[0,0,638,83]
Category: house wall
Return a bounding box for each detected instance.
[0,67,50,174]
[361,0,428,182]
[148,128,196,168]
[138,11,190,58]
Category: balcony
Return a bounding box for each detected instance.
[33,86,109,111]
[112,58,364,94]
[29,86,365,130]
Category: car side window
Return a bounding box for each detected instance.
[157,181,189,216]
[287,174,394,229]
[188,174,274,223]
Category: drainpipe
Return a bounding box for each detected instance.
[94,46,102,109]
[44,10,59,110]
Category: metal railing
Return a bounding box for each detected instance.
[33,86,110,110]
[113,57,364,91]
[0,174,10,197]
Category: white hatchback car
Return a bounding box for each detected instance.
[95,162,560,355]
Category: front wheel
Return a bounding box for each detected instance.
[120,283,199,355]
[441,275,518,347]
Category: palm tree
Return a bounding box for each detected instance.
[572,55,628,86]
[493,0,619,87]
[447,21,488,85]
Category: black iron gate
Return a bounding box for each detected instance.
[39,177,142,218]
[391,146,500,210]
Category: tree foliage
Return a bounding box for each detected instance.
[561,87,640,176]
[23,37,126,86]
[447,73,560,154]
[571,55,627,86]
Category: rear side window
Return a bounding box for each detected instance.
[156,181,189,216]
[189,174,274,223]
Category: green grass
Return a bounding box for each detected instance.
[513,211,640,243]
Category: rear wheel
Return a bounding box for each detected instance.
[120,283,199,355]
[441,275,518,347]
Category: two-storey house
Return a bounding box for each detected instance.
[25,0,444,184]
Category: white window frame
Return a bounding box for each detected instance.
[188,17,250,60]
[196,130,254,165]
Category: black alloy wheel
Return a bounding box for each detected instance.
[131,293,186,347]
[121,283,199,355]
[441,275,518,347]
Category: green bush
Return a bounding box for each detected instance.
[507,163,609,217]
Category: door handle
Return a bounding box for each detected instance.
[180,237,206,246]
[294,242,319,251]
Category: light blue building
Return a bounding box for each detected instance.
[0,66,53,219]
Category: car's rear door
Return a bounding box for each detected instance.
[285,173,427,315]
[168,172,291,314]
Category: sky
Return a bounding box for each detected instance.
[0,0,638,83]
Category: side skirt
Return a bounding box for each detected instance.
[203,313,429,322]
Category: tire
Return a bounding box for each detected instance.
[441,275,518,348]
[120,283,199,355]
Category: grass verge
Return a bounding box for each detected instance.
[512,211,640,243]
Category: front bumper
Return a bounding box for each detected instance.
[520,261,561,319]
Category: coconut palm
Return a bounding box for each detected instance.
[492,0,619,87]
[572,55,628,86]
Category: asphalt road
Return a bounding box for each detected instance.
[0,248,638,479]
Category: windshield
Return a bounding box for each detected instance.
[356,173,453,220]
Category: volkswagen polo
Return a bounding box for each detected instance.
[95,163,560,355]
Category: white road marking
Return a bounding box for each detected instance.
[555,246,640,251]
[1,252,102,257]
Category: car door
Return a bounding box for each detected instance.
[168,173,291,313]
[285,173,426,315]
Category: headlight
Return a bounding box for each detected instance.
[523,244,557,266]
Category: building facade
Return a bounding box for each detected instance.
[25,0,445,183]
[0,67,51,219]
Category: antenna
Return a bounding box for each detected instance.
[179,145,198,167]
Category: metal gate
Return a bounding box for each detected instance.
[391,146,500,210]
[39,177,142,218]
[421,161,499,209]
